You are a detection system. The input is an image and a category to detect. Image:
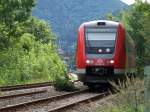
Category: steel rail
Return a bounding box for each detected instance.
[0,89,88,112]
[0,82,53,91]
[0,89,47,100]
[48,92,109,112]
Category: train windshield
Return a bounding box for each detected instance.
[85,28,117,58]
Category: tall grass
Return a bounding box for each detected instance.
[97,78,144,112]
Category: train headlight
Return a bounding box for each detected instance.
[98,49,103,53]
[86,60,90,64]
[110,60,114,64]
[86,59,94,64]
[106,48,110,53]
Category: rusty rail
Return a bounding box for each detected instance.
[0,89,47,100]
[0,82,52,91]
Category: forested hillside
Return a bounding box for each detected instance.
[33,0,127,44]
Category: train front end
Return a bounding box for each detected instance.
[76,20,126,85]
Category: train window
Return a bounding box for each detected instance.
[87,32,116,41]
[85,28,117,57]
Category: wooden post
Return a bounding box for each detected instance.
[144,66,150,112]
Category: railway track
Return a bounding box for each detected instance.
[0,89,109,112]
[0,82,53,91]
[0,89,47,100]
[48,91,109,112]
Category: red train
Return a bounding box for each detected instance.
[75,20,136,88]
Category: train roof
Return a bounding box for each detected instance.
[82,20,119,27]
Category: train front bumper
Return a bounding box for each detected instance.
[76,68,125,83]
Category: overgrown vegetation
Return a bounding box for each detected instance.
[53,76,77,91]
[97,78,144,112]
[0,0,66,86]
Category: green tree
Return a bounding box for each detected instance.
[0,0,35,24]
[0,0,66,85]
[0,0,35,49]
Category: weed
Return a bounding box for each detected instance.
[97,78,144,112]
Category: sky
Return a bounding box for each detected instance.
[121,0,150,5]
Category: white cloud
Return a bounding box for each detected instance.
[121,0,150,5]
[121,0,135,5]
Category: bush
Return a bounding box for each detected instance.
[53,72,78,91]
[0,34,66,86]
[0,0,67,86]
